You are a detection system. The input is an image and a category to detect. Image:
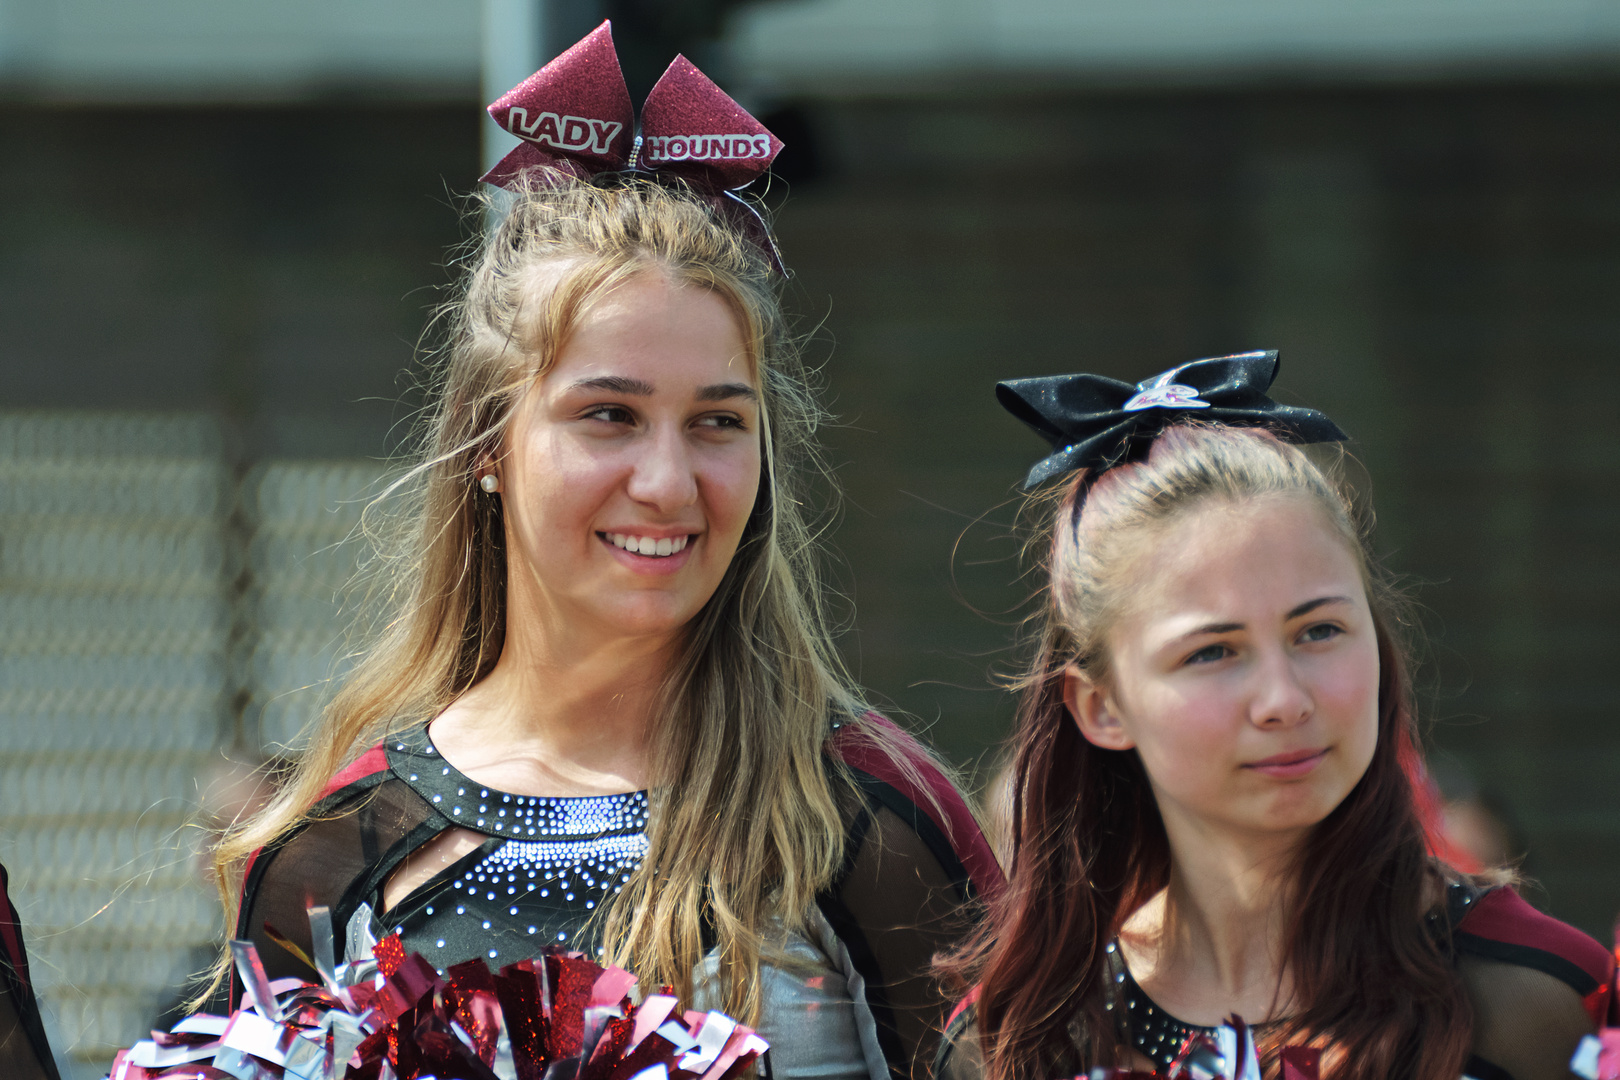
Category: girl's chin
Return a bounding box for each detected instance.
[1245,793,1347,835]
[578,597,710,639]
[1183,789,1347,840]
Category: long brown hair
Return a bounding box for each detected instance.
[209,173,890,1022]
[942,424,1474,1080]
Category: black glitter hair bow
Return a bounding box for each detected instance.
[996,350,1347,491]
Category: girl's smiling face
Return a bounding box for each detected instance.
[494,269,762,647]
[1065,495,1381,844]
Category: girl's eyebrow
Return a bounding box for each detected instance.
[1287,595,1354,620]
[696,382,757,403]
[567,375,655,395]
[1174,596,1355,642]
[1182,621,1243,639]
[563,376,757,403]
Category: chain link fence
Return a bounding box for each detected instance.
[0,411,386,1078]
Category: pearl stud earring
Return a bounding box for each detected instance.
[479,474,499,493]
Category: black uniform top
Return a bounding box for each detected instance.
[238,716,1003,1080]
[934,882,1613,1080]
[358,728,649,963]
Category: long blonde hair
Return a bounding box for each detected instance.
[211,173,868,1021]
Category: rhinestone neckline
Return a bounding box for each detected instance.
[387,727,649,840]
[1119,964,1210,1068]
[379,726,652,964]
[1112,882,1482,1069]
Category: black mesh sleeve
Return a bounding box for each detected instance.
[819,786,985,1080]
[932,1004,984,1080]
[1459,952,1598,1080]
[236,776,439,991]
[0,984,57,1080]
[0,865,60,1080]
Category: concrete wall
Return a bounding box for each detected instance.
[0,0,480,99]
[733,0,1620,91]
[3,0,1619,101]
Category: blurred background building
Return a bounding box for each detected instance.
[2,0,1618,1074]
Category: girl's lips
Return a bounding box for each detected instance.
[1242,748,1328,779]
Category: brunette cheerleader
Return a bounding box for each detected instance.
[935,352,1610,1080]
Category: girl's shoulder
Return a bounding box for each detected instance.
[820,715,1002,1080]
[827,712,1003,901]
[239,739,394,891]
[236,736,440,989]
[1453,884,1614,1080]
[1453,884,1615,1024]
[313,740,394,803]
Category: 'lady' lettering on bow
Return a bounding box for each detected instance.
[504,110,623,155]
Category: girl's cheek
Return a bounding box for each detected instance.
[1318,649,1380,725]
[1140,702,1229,780]
[1186,708,1250,790]
[706,462,762,523]
[1166,692,1232,744]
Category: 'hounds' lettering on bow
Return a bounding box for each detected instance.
[641,135,774,164]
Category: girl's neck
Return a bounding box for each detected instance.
[1120,824,1303,1028]
[428,616,676,797]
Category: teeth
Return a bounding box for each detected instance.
[607,533,690,557]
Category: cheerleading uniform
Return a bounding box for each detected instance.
[238,714,1000,1080]
[934,882,1613,1080]
[0,862,60,1080]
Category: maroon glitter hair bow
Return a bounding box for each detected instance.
[481,20,788,271]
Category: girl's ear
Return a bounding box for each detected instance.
[1063,663,1135,751]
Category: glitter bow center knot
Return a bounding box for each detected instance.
[1122,370,1210,412]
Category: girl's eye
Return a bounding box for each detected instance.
[1185,643,1231,665]
[584,405,634,424]
[695,413,747,431]
[1300,622,1343,644]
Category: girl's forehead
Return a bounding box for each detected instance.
[1115,496,1364,620]
[514,281,755,411]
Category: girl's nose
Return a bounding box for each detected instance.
[626,424,699,512]
[1251,650,1314,728]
